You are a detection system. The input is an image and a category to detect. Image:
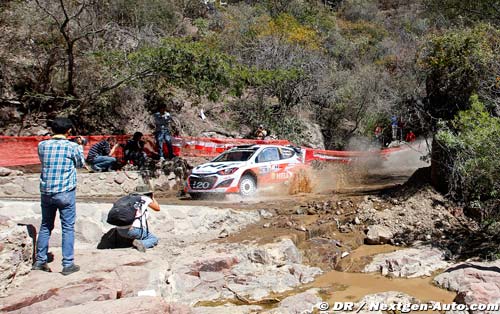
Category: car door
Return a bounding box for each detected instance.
[271,147,296,183]
[255,147,280,185]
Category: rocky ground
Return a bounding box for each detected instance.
[1,159,499,313]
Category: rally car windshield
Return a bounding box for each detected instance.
[212,150,256,162]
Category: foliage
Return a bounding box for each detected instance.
[105,0,179,33]
[418,23,500,123]
[436,95,500,203]
[257,13,322,50]
[232,99,305,144]
[340,0,379,22]
[125,38,302,102]
[423,0,500,27]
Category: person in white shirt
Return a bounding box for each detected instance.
[116,186,160,252]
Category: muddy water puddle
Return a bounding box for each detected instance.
[311,270,455,304]
[304,244,455,305]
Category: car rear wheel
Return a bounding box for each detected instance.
[239,174,257,197]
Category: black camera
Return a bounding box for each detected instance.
[70,136,88,146]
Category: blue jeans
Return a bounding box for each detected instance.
[91,156,116,171]
[155,130,174,159]
[117,227,158,249]
[35,189,76,268]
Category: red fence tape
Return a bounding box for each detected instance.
[0,135,291,167]
[0,135,402,167]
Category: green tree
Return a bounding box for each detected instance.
[423,0,500,26]
[418,24,499,123]
[436,95,500,203]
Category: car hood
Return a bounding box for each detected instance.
[192,161,246,174]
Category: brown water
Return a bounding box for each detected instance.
[311,270,455,304]
[302,244,456,305]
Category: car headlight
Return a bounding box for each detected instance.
[217,167,239,175]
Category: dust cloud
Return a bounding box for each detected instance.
[310,139,431,193]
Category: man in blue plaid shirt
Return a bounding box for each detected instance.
[32,117,85,276]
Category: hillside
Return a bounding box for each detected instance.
[0,1,440,146]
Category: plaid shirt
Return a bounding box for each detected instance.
[38,137,85,194]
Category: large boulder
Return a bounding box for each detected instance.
[0,216,33,297]
[434,261,500,313]
[365,225,393,245]
[299,121,325,149]
[364,245,450,278]
[0,276,123,313]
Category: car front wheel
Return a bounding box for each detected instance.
[239,174,257,197]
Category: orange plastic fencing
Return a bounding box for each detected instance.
[0,135,404,167]
[0,135,291,167]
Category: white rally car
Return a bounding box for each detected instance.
[186,144,305,198]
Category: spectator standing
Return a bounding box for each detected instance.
[33,117,85,275]
[115,186,160,252]
[374,125,383,143]
[87,137,119,172]
[391,116,398,141]
[405,130,416,143]
[152,104,175,160]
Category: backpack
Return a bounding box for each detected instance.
[107,194,145,226]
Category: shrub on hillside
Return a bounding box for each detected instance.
[436,95,500,206]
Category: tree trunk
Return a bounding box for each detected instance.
[430,135,449,194]
[66,42,75,96]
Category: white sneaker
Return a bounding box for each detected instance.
[159,157,165,162]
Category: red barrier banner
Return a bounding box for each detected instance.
[0,135,291,167]
[0,135,405,167]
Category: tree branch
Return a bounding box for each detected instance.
[34,0,62,27]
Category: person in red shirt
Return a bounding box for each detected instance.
[405,130,416,142]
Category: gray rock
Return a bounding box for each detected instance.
[124,171,140,180]
[434,261,500,313]
[248,249,270,264]
[0,167,23,177]
[114,173,127,185]
[167,172,176,180]
[0,219,33,297]
[259,209,273,219]
[169,208,188,220]
[265,289,322,314]
[2,183,22,196]
[2,276,123,314]
[364,245,450,278]
[267,239,302,264]
[45,297,192,314]
[199,271,225,283]
[365,225,393,244]
[75,219,104,244]
[21,178,39,195]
